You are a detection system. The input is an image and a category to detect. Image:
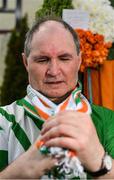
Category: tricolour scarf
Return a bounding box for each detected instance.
[27,83,91,121]
[27,83,91,179]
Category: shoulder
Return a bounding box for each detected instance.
[0,97,26,125]
[0,97,27,147]
[91,104,114,112]
[90,104,114,136]
[91,104,114,127]
[91,104,114,120]
[91,104,114,143]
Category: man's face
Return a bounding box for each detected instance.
[23,21,81,100]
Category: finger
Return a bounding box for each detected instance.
[41,156,58,170]
[41,117,58,135]
[41,124,79,141]
[44,137,79,152]
[37,156,58,177]
[41,111,86,135]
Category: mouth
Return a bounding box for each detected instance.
[45,81,64,84]
[47,81,63,83]
[45,81,65,85]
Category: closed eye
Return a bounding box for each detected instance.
[33,56,50,63]
[58,54,73,61]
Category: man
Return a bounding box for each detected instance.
[0,16,114,179]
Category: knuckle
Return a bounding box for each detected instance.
[80,137,89,150]
[58,125,65,134]
[59,137,65,146]
[57,117,62,124]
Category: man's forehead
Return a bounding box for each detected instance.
[32,20,74,46]
[37,20,68,35]
[30,20,77,55]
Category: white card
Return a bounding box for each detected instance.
[62,9,89,30]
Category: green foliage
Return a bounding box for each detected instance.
[108,43,114,60]
[0,15,29,105]
[108,1,114,59]
[109,0,114,7]
[36,0,73,18]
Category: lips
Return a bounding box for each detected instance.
[44,80,65,86]
[46,81,63,84]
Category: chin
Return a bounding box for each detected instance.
[47,93,65,98]
[46,90,72,99]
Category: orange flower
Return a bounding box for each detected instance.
[75,29,112,72]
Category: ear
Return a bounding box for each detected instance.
[22,53,28,72]
[77,52,82,71]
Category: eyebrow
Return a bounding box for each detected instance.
[32,53,73,60]
[58,53,73,58]
[32,55,49,60]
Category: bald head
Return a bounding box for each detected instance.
[24,17,80,57]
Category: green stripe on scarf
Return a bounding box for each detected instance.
[0,108,31,151]
[17,98,38,115]
[0,150,8,170]
[72,81,82,105]
[75,96,81,105]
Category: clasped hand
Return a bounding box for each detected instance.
[41,110,104,172]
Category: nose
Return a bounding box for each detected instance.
[47,59,60,76]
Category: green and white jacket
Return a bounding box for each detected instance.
[0,96,114,177]
[0,96,43,170]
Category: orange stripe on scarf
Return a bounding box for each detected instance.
[60,97,70,111]
[34,106,49,120]
[68,150,77,157]
[35,140,44,149]
[39,98,51,108]
[77,99,88,112]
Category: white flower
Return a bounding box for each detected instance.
[74,0,114,42]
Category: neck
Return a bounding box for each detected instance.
[39,90,73,105]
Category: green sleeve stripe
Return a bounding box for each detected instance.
[12,122,31,150]
[0,150,8,170]
[0,126,3,130]
[0,107,15,123]
[0,108,31,151]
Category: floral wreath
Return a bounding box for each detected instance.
[75,29,112,72]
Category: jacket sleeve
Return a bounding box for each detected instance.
[0,107,11,170]
[91,104,114,158]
